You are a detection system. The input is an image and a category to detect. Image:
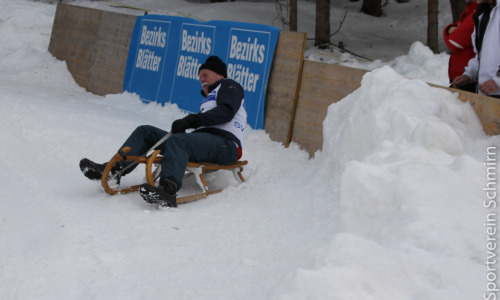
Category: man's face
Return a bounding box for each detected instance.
[199,69,224,96]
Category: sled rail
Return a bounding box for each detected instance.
[101,147,248,204]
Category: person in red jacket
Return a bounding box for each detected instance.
[443,0,478,92]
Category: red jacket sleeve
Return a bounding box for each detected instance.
[443,2,477,53]
[443,22,459,51]
[446,15,475,53]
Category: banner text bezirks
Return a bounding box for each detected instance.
[136,25,167,72]
[229,35,265,63]
[140,25,166,47]
[181,30,212,55]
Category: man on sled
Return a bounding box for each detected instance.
[80,56,247,207]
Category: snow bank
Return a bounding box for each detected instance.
[387,42,451,87]
[333,42,451,87]
[275,66,498,299]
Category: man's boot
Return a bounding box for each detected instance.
[140,178,177,207]
[79,158,122,180]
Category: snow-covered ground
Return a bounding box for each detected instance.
[1,0,499,299]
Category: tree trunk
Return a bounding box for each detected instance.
[427,0,439,53]
[449,0,465,23]
[315,0,330,48]
[290,0,297,32]
[361,0,383,17]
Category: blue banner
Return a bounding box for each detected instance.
[123,15,281,129]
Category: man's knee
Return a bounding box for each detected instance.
[165,133,188,146]
[134,125,155,134]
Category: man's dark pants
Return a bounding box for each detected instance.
[119,125,238,190]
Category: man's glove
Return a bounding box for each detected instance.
[171,114,201,134]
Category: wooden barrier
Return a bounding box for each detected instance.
[48,3,136,95]
[430,84,500,136]
[263,31,306,147]
[291,62,367,155]
[87,10,136,95]
[289,64,499,155]
[48,3,499,158]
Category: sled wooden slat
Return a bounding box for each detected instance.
[101,147,248,204]
[177,189,223,204]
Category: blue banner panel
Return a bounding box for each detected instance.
[123,15,281,129]
[168,22,217,114]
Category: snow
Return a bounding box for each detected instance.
[1,0,499,299]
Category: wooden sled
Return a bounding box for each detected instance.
[101,146,248,204]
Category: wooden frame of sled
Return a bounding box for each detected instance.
[100,146,248,204]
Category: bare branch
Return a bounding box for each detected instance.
[330,11,348,37]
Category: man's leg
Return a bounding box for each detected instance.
[120,125,167,156]
[118,125,167,175]
[140,132,238,207]
[80,125,168,180]
[160,132,238,190]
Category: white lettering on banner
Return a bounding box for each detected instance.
[140,25,167,48]
[229,35,265,63]
[181,30,212,55]
[177,55,202,79]
[227,63,260,92]
[135,49,162,71]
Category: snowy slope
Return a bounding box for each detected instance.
[1,1,499,300]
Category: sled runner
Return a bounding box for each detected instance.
[101,146,248,204]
